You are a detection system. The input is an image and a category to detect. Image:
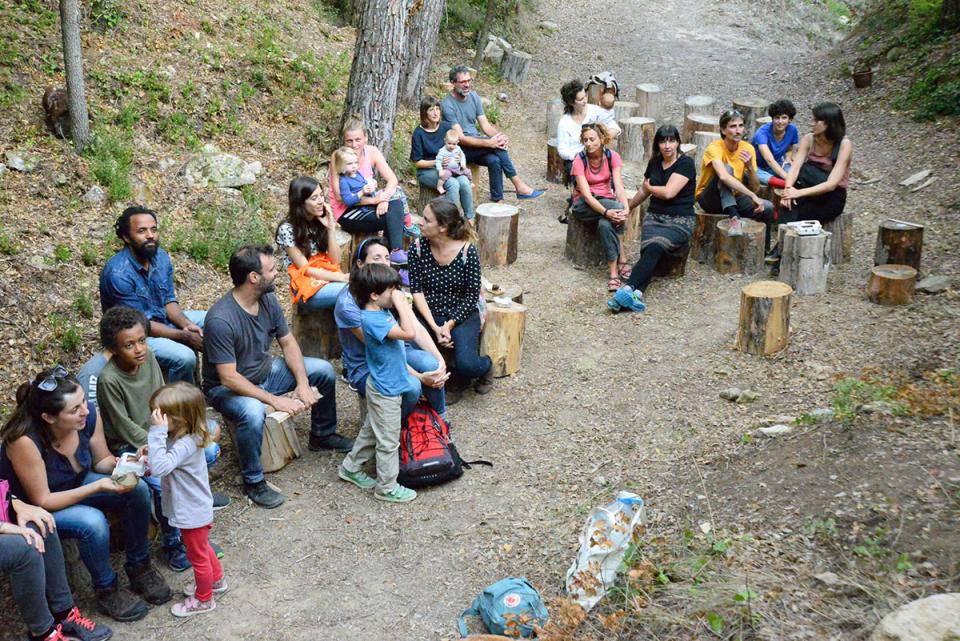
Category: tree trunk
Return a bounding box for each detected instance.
[715,218,765,275]
[942,0,960,31]
[619,116,655,163]
[735,281,793,356]
[476,202,519,266]
[479,301,526,377]
[634,83,663,121]
[693,130,721,172]
[874,219,923,270]
[59,0,90,152]
[823,210,853,265]
[342,0,409,153]
[867,265,917,306]
[399,0,446,108]
[472,0,499,71]
[683,95,716,120]
[565,213,605,266]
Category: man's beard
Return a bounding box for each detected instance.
[257,280,275,298]
[131,240,159,261]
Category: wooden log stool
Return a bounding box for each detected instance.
[680,143,696,158]
[619,116,656,163]
[483,280,524,304]
[223,402,303,474]
[874,219,923,270]
[653,245,690,279]
[777,225,832,295]
[715,218,765,275]
[564,213,606,267]
[622,189,645,245]
[735,281,793,356]
[867,264,917,306]
[683,113,720,145]
[479,299,527,377]
[613,100,639,122]
[683,95,716,120]
[335,226,368,274]
[754,115,772,134]
[546,96,564,136]
[693,131,721,171]
[546,138,565,184]
[634,83,663,120]
[469,163,482,205]
[292,304,341,360]
[691,209,726,264]
[499,50,531,84]
[732,97,768,139]
[476,203,519,267]
[823,210,853,265]
[418,182,441,212]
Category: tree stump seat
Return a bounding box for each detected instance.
[292,304,342,361]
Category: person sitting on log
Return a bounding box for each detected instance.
[441,64,545,203]
[334,237,449,418]
[556,79,621,185]
[328,118,411,268]
[694,109,774,237]
[410,96,473,221]
[768,102,853,266]
[610,124,696,313]
[569,123,631,291]
[751,99,799,188]
[276,175,349,310]
[408,199,494,396]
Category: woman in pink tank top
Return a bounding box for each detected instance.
[328,118,411,266]
[780,102,853,224]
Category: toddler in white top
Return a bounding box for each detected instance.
[434,129,471,195]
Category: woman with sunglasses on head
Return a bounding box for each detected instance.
[569,123,631,291]
[694,109,774,236]
[276,176,349,309]
[334,238,449,417]
[609,124,697,313]
[0,367,169,622]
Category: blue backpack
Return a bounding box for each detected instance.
[458,577,549,638]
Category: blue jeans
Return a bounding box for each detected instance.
[206,357,337,484]
[435,310,491,380]
[463,146,518,202]
[301,282,348,311]
[417,169,475,220]
[353,347,446,420]
[53,472,151,591]
[148,310,206,383]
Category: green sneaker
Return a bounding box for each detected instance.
[375,485,417,503]
[338,466,376,490]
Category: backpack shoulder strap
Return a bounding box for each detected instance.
[458,602,480,637]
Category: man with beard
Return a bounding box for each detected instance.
[202,245,350,508]
[99,206,205,383]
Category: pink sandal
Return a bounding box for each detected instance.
[607,277,622,292]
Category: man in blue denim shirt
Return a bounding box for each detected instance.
[99,206,206,383]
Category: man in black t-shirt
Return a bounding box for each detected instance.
[203,245,351,508]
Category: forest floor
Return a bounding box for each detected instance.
[1,0,959,639]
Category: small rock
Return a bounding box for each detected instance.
[862,401,896,415]
[869,593,960,641]
[183,151,258,188]
[480,96,492,108]
[28,255,53,271]
[809,408,835,423]
[538,20,559,33]
[719,387,742,401]
[82,185,107,205]
[246,160,264,176]
[916,275,951,294]
[737,389,759,404]
[0,163,6,176]
[482,41,505,65]
[814,571,841,587]
[4,151,38,173]
[158,158,177,171]
[53,172,69,186]
[595,475,606,487]
[493,36,512,53]
[497,92,508,102]
[757,424,793,437]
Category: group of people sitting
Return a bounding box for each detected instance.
[553,79,854,310]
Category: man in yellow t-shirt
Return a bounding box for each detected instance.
[694,110,773,235]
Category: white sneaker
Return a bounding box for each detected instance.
[727,216,743,236]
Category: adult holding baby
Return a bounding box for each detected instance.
[329,118,410,265]
[410,96,474,220]
[0,366,165,622]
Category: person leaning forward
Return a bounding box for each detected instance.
[201,245,350,509]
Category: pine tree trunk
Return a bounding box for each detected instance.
[59,0,90,152]
[342,0,410,153]
[942,0,960,31]
[399,0,446,108]
[471,0,498,71]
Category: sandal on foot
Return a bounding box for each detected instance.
[618,262,632,279]
[607,277,622,292]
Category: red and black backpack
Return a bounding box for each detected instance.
[398,401,490,488]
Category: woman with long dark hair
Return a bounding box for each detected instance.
[0,367,168,621]
[276,175,348,309]
[408,199,493,395]
[611,125,697,312]
[410,95,473,219]
[555,79,620,181]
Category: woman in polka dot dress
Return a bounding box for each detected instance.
[408,199,494,395]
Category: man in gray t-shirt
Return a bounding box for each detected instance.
[202,245,352,508]
[440,64,545,203]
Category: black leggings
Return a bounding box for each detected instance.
[337,199,405,250]
[780,188,846,224]
[626,244,666,292]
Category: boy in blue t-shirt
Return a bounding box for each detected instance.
[338,264,419,503]
[751,99,800,187]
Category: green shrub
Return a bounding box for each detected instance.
[80,241,98,266]
[90,0,125,31]
[896,53,960,119]
[171,203,271,270]
[73,290,94,319]
[86,129,133,201]
[54,244,72,263]
[0,228,18,255]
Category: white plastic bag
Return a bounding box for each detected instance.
[564,491,646,611]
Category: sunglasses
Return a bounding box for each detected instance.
[36,365,69,392]
[721,109,744,120]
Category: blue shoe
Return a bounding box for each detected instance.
[164,543,191,572]
[607,297,623,312]
[517,189,546,200]
[404,223,421,237]
[627,290,647,313]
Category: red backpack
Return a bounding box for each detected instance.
[398,402,490,488]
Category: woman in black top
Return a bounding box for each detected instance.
[610,125,696,312]
[408,199,493,394]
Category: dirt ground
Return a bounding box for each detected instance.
[1,0,958,639]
